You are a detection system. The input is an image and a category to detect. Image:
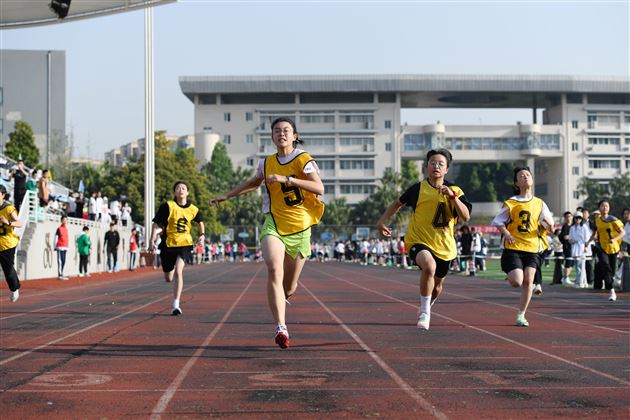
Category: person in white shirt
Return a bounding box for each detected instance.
[569,212,590,288]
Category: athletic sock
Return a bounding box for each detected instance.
[173,298,180,309]
[419,295,431,316]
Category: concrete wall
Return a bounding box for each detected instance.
[17,214,134,281]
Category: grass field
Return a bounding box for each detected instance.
[450,257,558,284]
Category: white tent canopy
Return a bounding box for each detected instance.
[0,0,174,29]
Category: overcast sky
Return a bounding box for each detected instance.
[1,0,628,159]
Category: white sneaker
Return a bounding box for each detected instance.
[608,289,617,302]
[417,313,430,331]
[561,277,574,286]
[78,273,85,278]
[10,289,19,302]
[533,284,543,295]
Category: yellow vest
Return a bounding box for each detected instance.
[404,180,464,261]
[164,201,199,248]
[0,203,19,251]
[264,152,325,236]
[538,224,549,252]
[595,217,624,254]
[503,197,543,253]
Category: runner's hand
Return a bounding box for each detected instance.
[376,223,392,237]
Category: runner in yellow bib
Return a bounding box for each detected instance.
[376,149,472,331]
[210,117,324,349]
[492,167,554,327]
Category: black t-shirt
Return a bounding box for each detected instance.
[13,170,27,191]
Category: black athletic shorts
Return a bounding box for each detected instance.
[160,245,193,273]
[501,249,541,274]
[408,243,451,278]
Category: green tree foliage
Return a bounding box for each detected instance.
[352,169,409,227]
[400,160,421,190]
[5,120,40,168]
[72,163,103,195]
[322,197,351,226]
[455,162,516,202]
[578,173,630,216]
[203,142,234,194]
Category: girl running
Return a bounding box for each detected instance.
[210,117,324,349]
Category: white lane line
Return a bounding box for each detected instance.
[5,385,629,393]
[149,266,261,420]
[310,267,630,387]
[327,265,630,334]
[0,265,240,321]
[0,266,242,366]
[0,281,156,321]
[302,283,449,420]
[213,370,360,374]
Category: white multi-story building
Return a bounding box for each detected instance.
[179,74,630,214]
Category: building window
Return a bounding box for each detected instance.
[573,191,580,199]
[571,120,578,129]
[385,142,392,152]
[572,166,579,175]
[245,112,253,121]
[0,118,3,133]
[223,134,231,144]
[224,112,231,122]
[246,134,253,144]
[340,160,374,170]
[203,126,213,132]
[340,184,375,194]
[572,142,579,151]
[589,159,620,169]
[384,120,392,129]
[588,137,620,145]
[0,87,3,105]
[318,160,335,170]
[323,184,335,194]
[246,157,254,166]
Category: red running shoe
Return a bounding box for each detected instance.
[274,325,290,349]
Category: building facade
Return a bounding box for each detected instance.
[179,75,630,214]
[0,49,66,165]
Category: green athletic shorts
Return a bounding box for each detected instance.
[260,214,311,259]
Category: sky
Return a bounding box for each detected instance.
[1,0,628,160]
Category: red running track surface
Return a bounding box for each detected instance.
[1,262,628,419]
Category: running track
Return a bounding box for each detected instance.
[1,262,628,419]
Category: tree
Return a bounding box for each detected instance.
[202,142,233,195]
[578,173,630,216]
[5,120,40,168]
[352,168,409,228]
[322,197,351,226]
[455,162,516,202]
[401,160,421,191]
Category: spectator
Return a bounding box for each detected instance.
[104,223,120,272]
[581,208,594,285]
[37,169,50,207]
[88,192,97,221]
[54,215,69,280]
[95,192,104,222]
[75,192,85,219]
[11,160,29,211]
[121,202,132,227]
[569,211,589,288]
[129,227,138,271]
[76,226,91,277]
[460,225,473,275]
[26,168,38,196]
[559,211,574,285]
